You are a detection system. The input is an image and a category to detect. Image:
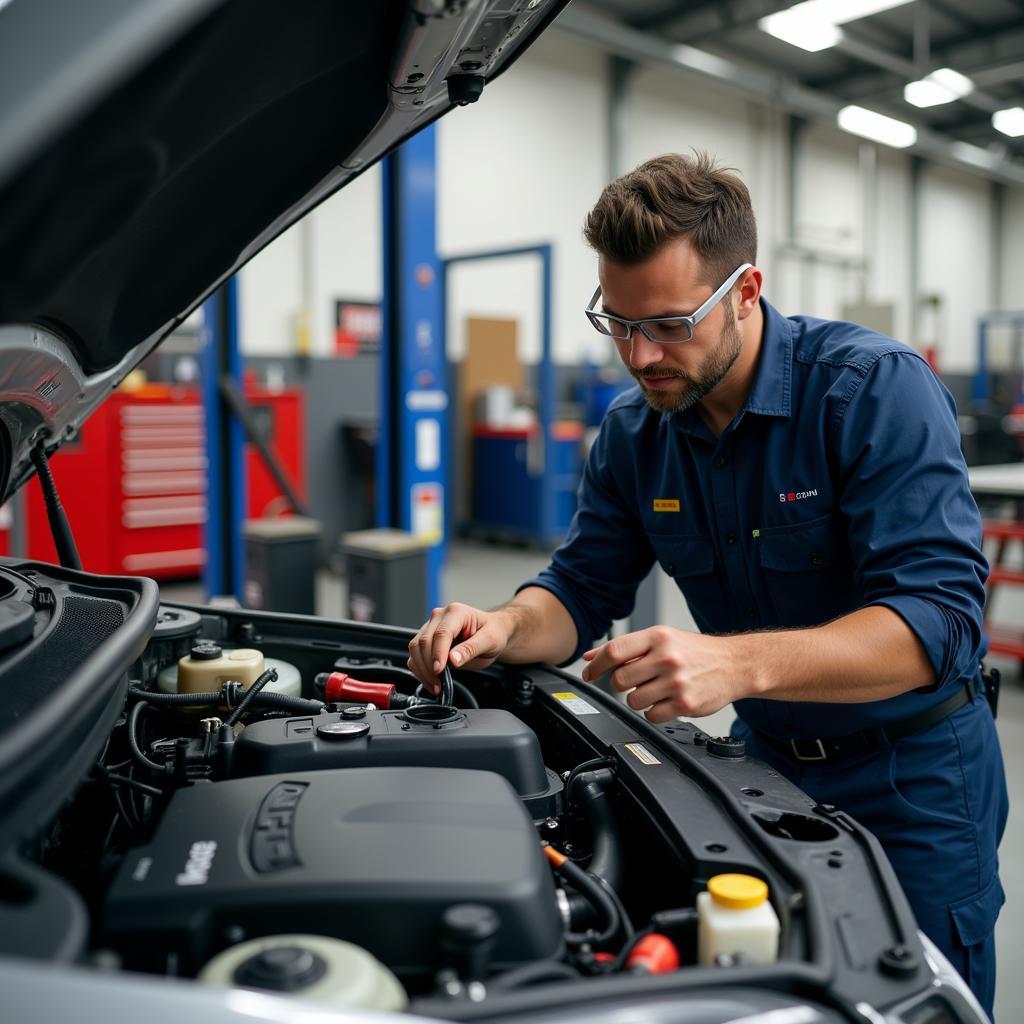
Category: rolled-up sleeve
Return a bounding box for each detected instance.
[517,412,655,663]
[832,351,989,689]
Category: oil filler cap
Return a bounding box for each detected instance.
[706,736,745,759]
[190,642,222,661]
[317,720,370,741]
[233,945,327,992]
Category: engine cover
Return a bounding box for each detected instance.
[103,767,563,975]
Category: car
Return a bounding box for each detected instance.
[0,2,991,1022]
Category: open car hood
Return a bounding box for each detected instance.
[0,0,568,503]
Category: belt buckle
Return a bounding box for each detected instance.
[790,737,828,762]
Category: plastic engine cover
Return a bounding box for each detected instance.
[230,708,562,815]
[103,767,563,975]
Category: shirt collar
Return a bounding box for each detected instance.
[672,296,793,436]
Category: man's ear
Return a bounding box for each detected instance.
[736,267,763,320]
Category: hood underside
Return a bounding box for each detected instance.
[0,0,568,503]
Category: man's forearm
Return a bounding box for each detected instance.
[738,604,936,703]
[493,586,579,666]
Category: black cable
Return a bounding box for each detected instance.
[29,442,82,570]
[488,961,583,991]
[127,701,170,777]
[224,668,278,727]
[105,772,164,798]
[128,686,223,706]
[414,679,479,709]
[606,926,655,973]
[127,684,322,716]
[593,872,634,947]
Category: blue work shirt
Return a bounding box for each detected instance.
[521,298,989,739]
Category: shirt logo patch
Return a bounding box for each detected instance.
[779,488,818,503]
[653,499,681,512]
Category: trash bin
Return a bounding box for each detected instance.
[341,528,428,628]
[243,516,322,615]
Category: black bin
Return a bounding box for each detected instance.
[341,528,428,628]
[243,516,322,615]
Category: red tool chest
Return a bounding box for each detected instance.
[1,384,305,579]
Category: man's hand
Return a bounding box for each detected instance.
[580,626,749,723]
[407,603,513,693]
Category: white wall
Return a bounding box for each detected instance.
[919,164,993,372]
[438,30,609,368]
[239,166,381,357]
[236,28,1024,381]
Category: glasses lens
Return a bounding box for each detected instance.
[587,313,631,340]
[643,319,693,344]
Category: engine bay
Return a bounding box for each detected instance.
[0,560,958,1022]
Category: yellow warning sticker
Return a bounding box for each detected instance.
[625,743,661,766]
[552,692,600,715]
[653,499,680,512]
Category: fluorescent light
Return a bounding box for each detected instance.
[905,67,974,108]
[993,106,1024,138]
[759,11,842,51]
[838,105,917,148]
[759,0,913,51]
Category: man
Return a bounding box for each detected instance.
[407,152,1008,1015]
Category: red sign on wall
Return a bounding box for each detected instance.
[335,300,381,358]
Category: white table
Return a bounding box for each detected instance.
[968,463,1024,499]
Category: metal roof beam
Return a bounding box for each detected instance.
[553,4,1024,186]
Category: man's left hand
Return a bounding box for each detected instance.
[580,626,750,723]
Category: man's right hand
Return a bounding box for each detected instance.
[407,602,513,693]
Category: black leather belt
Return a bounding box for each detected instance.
[751,679,979,763]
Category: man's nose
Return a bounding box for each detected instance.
[628,328,664,369]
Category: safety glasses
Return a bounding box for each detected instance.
[585,262,752,344]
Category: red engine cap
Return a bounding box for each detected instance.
[324,671,395,707]
[626,934,680,975]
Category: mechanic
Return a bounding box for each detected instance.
[407,152,1008,1016]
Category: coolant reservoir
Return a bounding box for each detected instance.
[198,934,407,1011]
[160,644,300,698]
[697,873,780,966]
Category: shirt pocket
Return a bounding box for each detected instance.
[756,513,852,626]
[647,533,720,630]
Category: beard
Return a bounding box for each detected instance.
[631,305,743,414]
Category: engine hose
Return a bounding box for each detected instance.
[223,668,278,727]
[127,701,170,777]
[544,847,619,947]
[488,960,583,991]
[127,685,323,716]
[412,678,479,709]
[570,769,622,890]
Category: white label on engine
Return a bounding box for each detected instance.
[552,692,600,715]
[175,840,217,886]
[624,743,661,766]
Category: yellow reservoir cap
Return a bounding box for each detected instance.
[707,873,768,910]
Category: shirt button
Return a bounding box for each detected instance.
[810,553,824,566]
[726,532,737,545]
[715,456,728,468]
[744,607,756,619]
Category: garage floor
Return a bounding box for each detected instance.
[164,538,1024,1017]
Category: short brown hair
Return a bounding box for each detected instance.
[583,151,757,285]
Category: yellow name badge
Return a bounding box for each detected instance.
[653,499,680,512]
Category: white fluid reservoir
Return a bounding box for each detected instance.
[697,873,780,966]
[158,653,301,699]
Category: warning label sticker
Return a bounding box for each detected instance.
[552,692,600,716]
[624,743,661,766]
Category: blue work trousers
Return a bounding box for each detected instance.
[734,693,1008,1020]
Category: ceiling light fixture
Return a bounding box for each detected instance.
[992,107,1024,138]
[760,0,914,53]
[904,68,974,108]
[837,105,917,148]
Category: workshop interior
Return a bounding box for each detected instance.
[1,1,1023,1022]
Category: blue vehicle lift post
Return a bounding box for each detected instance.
[378,127,447,612]
[201,277,247,601]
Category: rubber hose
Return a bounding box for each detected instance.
[558,858,620,947]
[413,679,479,709]
[127,686,322,716]
[128,686,223,706]
[572,770,622,890]
[127,701,169,776]
[252,692,324,714]
[488,960,582,990]
[223,668,278,727]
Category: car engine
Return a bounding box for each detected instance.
[0,560,978,1023]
